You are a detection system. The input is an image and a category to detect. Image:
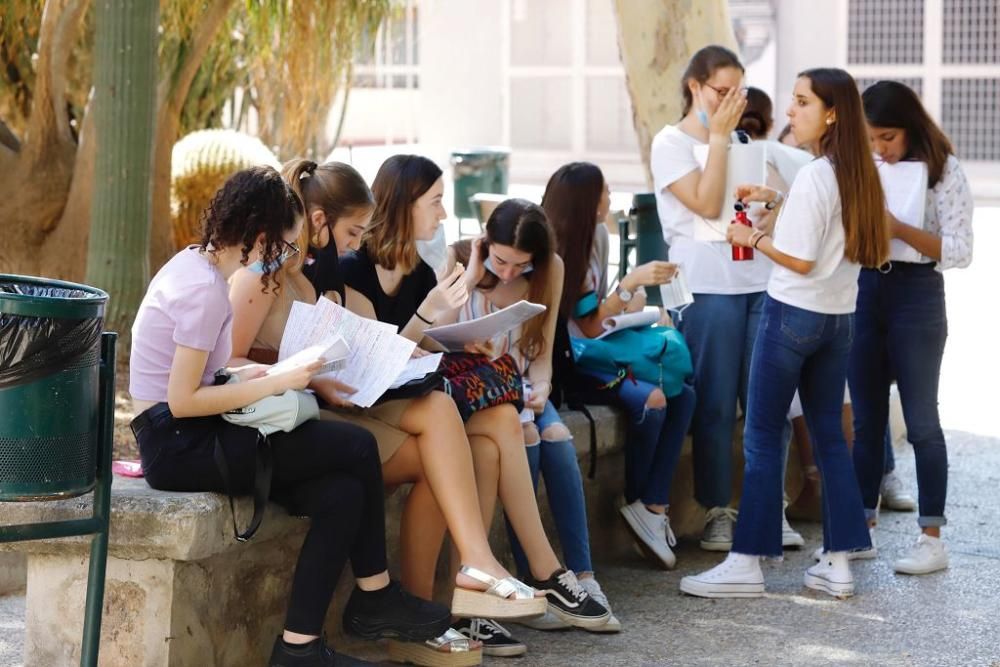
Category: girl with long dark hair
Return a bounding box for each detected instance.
[545,161,696,572]
[680,68,890,599]
[849,80,973,575]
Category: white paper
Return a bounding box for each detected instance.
[424,300,546,352]
[389,353,443,389]
[876,158,928,263]
[658,269,695,311]
[596,310,659,339]
[281,297,417,408]
[267,336,349,377]
[692,140,768,242]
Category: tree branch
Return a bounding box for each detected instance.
[161,0,237,120]
[24,0,90,164]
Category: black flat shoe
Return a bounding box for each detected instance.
[342,580,452,643]
[268,634,374,666]
[528,569,610,629]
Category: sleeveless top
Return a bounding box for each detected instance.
[459,289,530,374]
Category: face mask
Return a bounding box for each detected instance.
[659,268,695,314]
[484,256,533,279]
[696,109,710,128]
[246,247,296,274]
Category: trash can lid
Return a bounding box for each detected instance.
[0,274,109,319]
[450,146,511,159]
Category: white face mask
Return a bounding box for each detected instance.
[659,268,695,312]
[483,256,533,279]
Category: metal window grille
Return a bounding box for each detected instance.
[943,0,1000,64]
[940,78,1000,160]
[855,77,925,97]
[847,0,925,64]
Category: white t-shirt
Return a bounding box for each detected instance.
[767,158,860,315]
[650,124,771,295]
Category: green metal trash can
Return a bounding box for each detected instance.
[618,193,669,307]
[450,147,510,219]
[0,275,108,501]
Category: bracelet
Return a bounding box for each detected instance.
[752,231,767,249]
[765,191,785,210]
[414,310,434,325]
[748,229,764,248]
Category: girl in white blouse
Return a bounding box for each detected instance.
[849,80,974,575]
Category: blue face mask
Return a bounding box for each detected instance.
[696,108,710,128]
[246,244,298,274]
[484,255,533,279]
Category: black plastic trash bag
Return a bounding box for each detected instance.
[0,282,104,390]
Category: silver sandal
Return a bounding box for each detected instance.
[387,628,482,666]
[450,565,548,620]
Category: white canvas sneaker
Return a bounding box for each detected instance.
[813,527,877,561]
[880,471,917,511]
[679,553,765,598]
[782,502,805,548]
[620,500,677,569]
[893,534,949,575]
[805,551,855,598]
[700,507,738,552]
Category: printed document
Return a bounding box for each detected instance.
[282,297,417,407]
[389,353,443,389]
[268,335,349,376]
[424,301,546,352]
[595,310,659,339]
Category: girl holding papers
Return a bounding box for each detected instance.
[318,156,609,655]
[545,162,696,573]
[439,199,622,635]
[681,68,889,600]
[129,167,452,666]
[849,81,974,575]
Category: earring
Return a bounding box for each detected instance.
[826,118,834,126]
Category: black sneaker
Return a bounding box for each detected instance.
[529,569,610,629]
[268,634,374,666]
[453,618,527,657]
[342,580,452,643]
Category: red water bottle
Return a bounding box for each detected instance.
[731,201,754,261]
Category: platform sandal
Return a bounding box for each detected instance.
[387,629,482,667]
[450,565,548,620]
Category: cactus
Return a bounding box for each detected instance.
[170,129,280,250]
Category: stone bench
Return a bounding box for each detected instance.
[2,399,905,666]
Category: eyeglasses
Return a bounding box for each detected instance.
[704,83,744,98]
[281,241,301,259]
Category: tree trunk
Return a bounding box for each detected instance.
[612,0,737,189]
[84,0,159,349]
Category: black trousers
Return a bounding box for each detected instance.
[133,405,387,635]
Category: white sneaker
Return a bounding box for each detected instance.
[804,551,855,598]
[620,500,677,569]
[679,552,765,598]
[813,527,877,561]
[516,609,570,631]
[893,534,949,575]
[700,507,738,552]
[782,502,805,548]
[577,577,621,633]
[880,471,917,511]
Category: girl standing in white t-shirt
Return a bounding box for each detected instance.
[650,45,777,553]
[680,68,890,600]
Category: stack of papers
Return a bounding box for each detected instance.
[423,300,546,352]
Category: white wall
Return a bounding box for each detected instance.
[774,0,841,124]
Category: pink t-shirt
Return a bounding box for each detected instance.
[129,247,233,401]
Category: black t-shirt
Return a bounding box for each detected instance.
[340,248,438,330]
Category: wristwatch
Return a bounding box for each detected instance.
[765,190,785,210]
[616,284,634,303]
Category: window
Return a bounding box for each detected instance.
[943,0,999,64]
[855,77,924,96]
[353,2,419,89]
[941,78,1000,160]
[847,0,924,64]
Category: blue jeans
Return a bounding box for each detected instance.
[585,371,696,507]
[848,265,948,528]
[506,401,594,575]
[733,296,870,556]
[678,292,764,509]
